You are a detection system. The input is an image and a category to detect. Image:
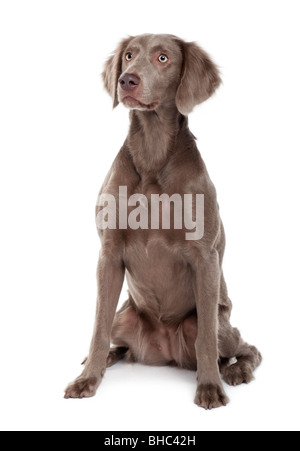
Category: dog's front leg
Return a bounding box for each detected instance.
[192,251,229,409]
[65,250,124,399]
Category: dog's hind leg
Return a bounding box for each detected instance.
[218,313,262,386]
[220,340,262,386]
[217,273,262,386]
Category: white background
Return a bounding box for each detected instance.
[0,0,300,431]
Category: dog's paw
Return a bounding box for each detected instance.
[222,361,254,386]
[64,376,99,399]
[194,383,229,410]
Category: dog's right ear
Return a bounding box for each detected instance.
[102,37,133,108]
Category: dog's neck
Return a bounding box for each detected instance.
[127,102,186,176]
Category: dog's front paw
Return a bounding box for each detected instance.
[194,383,229,409]
[64,376,99,399]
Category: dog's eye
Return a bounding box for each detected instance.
[125,53,133,61]
[158,54,168,63]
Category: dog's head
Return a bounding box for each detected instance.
[102,34,221,115]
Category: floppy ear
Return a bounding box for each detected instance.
[102,37,133,108]
[175,41,221,115]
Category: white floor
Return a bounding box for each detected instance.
[1,336,298,431]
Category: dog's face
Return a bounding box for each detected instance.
[103,33,221,115]
[118,34,183,111]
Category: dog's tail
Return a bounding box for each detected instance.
[81,346,132,369]
[106,346,130,368]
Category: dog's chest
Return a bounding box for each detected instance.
[122,179,185,240]
[122,177,203,243]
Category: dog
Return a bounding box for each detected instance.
[65,34,262,409]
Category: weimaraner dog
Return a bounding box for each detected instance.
[65,34,261,409]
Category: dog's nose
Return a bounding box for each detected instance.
[119,73,140,91]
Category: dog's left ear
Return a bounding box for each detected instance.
[102,37,133,108]
[175,41,221,115]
